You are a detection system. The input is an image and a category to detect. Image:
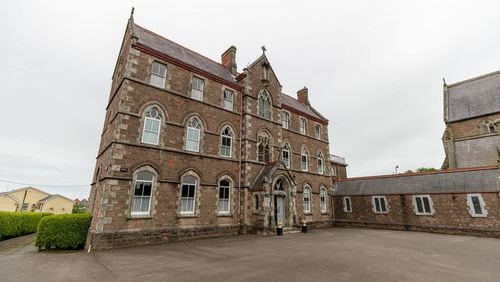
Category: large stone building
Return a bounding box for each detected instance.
[87,13,334,249]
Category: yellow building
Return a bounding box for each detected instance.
[0,187,75,214]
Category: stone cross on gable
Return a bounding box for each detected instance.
[261,45,267,54]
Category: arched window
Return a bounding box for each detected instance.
[258,90,272,119]
[218,178,231,214]
[282,143,291,168]
[220,127,233,157]
[320,187,327,213]
[257,131,271,163]
[317,152,324,174]
[142,107,161,145]
[186,117,202,152]
[180,175,197,214]
[131,170,154,216]
[301,147,309,172]
[303,185,311,213]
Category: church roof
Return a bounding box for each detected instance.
[334,166,499,196]
[133,24,236,84]
[447,70,500,122]
[281,93,327,123]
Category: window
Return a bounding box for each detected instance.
[331,166,337,177]
[467,194,488,217]
[282,111,290,129]
[413,195,434,215]
[315,124,322,139]
[21,203,29,211]
[317,153,324,174]
[372,196,388,214]
[299,118,306,134]
[301,147,309,171]
[282,143,290,168]
[220,127,232,157]
[223,89,234,110]
[150,62,167,88]
[320,187,327,213]
[191,77,204,101]
[343,197,352,213]
[131,171,154,216]
[186,117,201,152]
[141,107,161,145]
[258,90,272,119]
[254,194,260,210]
[303,186,311,213]
[257,132,271,163]
[218,179,230,214]
[180,175,197,214]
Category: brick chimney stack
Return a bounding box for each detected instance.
[297,87,310,106]
[221,46,237,76]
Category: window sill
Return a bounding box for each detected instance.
[415,213,434,216]
[217,213,233,217]
[470,214,488,218]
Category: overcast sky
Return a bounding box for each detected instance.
[1,1,499,199]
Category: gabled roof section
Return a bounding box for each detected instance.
[133,24,236,84]
[38,194,75,204]
[0,193,20,203]
[3,186,50,197]
[281,93,328,124]
[245,54,283,87]
[446,70,500,122]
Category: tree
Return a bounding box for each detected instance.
[415,167,437,173]
[72,204,87,214]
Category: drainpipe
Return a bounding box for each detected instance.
[237,83,244,232]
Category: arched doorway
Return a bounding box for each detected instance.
[273,177,288,227]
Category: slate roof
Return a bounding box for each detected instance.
[281,93,327,122]
[38,194,75,203]
[334,167,499,196]
[447,70,500,122]
[133,24,236,83]
[250,162,279,190]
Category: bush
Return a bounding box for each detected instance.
[35,213,91,250]
[0,212,52,241]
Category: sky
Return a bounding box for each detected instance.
[1,1,499,199]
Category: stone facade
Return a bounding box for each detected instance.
[87,15,334,250]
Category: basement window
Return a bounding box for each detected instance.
[412,195,434,215]
[372,196,388,214]
[467,194,488,217]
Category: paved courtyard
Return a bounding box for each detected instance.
[1,228,499,281]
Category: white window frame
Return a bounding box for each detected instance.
[343,196,352,213]
[223,89,234,110]
[303,186,312,213]
[317,153,324,174]
[141,107,161,145]
[412,195,434,215]
[467,194,488,217]
[315,124,322,139]
[282,111,290,129]
[190,76,205,101]
[320,187,327,213]
[150,62,167,88]
[180,175,197,215]
[220,127,232,158]
[218,178,231,215]
[299,117,306,134]
[186,117,201,152]
[282,143,291,169]
[301,148,309,172]
[131,171,154,216]
[372,196,388,214]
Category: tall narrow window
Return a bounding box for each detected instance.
[142,107,161,145]
[258,90,272,119]
[131,171,154,216]
[150,62,167,88]
[317,153,324,174]
[301,147,309,171]
[186,117,201,152]
[303,186,311,213]
[180,175,197,214]
[218,179,230,214]
[191,77,204,101]
[315,124,322,139]
[254,194,260,210]
[223,89,234,110]
[282,111,290,129]
[220,127,232,157]
[372,196,388,213]
[299,118,306,134]
[320,187,327,213]
[467,194,488,217]
[343,196,352,213]
[282,143,290,168]
[257,133,271,163]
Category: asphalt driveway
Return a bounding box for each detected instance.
[1,228,499,281]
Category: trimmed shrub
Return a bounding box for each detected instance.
[35,213,91,250]
[0,212,52,241]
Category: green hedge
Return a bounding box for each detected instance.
[35,213,92,250]
[0,212,52,241]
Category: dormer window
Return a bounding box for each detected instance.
[150,62,167,88]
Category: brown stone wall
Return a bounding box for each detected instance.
[448,113,500,139]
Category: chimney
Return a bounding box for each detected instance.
[297,87,310,106]
[221,46,237,76]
